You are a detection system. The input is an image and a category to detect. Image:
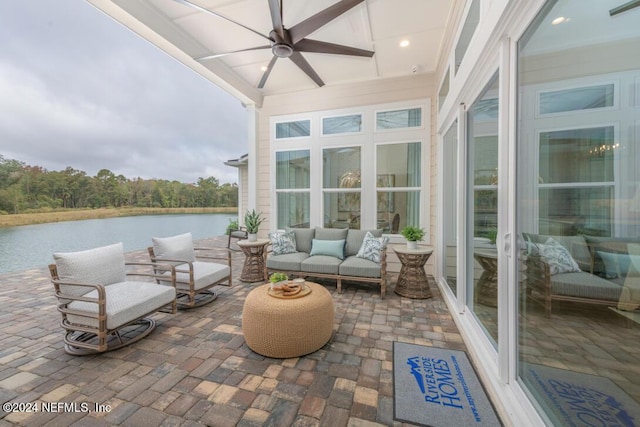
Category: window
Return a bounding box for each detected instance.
[323,147,361,229]
[454,0,480,74]
[276,120,311,139]
[438,68,450,111]
[376,108,421,130]
[538,126,615,235]
[275,150,310,228]
[322,114,362,135]
[271,101,427,233]
[376,142,421,233]
[539,84,615,115]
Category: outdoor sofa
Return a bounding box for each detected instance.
[524,233,640,316]
[266,227,389,298]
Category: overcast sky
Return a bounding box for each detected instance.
[0,0,247,184]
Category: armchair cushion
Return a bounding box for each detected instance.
[152,233,196,264]
[53,243,126,296]
[67,281,176,329]
[163,261,231,291]
[269,230,297,255]
[356,231,389,263]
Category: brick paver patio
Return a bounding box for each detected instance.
[0,236,473,427]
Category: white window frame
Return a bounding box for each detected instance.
[273,118,313,140]
[270,100,430,237]
[320,113,364,137]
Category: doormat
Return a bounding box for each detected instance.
[393,342,501,427]
[523,363,640,427]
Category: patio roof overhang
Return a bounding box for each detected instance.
[87,0,460,107]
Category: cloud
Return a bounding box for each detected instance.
[0,0,247,184]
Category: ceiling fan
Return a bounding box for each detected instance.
[174,0,375,88]
[609,0,640,15]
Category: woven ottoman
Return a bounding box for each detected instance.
[242,282,334,358]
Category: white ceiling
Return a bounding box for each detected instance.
[93,0,457,104]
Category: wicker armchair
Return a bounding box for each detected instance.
[148,232,232,308]
[50,242,177,355]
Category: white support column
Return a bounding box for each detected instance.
[246,105,259,214]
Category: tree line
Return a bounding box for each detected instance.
[0,156,238,214]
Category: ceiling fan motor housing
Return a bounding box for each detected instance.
[270,29,294,58]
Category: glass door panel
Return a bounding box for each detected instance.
[443,121,458,295]
[467,72,500,346]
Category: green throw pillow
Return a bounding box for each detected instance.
[309,239,345,260]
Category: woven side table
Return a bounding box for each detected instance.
[237,239,270,282]
[242,282,334,358]
[474,249,498,307]
[393,245,433,299]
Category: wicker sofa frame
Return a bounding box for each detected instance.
[524,234,638,317]
[266,228,388,298]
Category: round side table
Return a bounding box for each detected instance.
[242,282,334,358]
[237,239,270,282]
[392,245,433,299]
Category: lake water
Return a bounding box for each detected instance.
[0,213,236,274]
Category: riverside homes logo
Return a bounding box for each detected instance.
[529,368,635,427]
[406,354,482,422]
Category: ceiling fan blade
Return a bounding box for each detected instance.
[196,45,272,61]
[173,0,273,42]
[289,51,324,87]
[268,0,285,39]
[295,38,374,57]
[258,56,278,89]
[288,0,365,44]
[610,0,640,15]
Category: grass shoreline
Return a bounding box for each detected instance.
[0,207,238,228]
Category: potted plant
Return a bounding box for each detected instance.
[244,209,264,242]
[268,272,288,290]
[401,226,425,250]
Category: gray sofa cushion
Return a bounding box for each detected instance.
[301,255,342,274]
[551,271,622,301]
[67,281,176,329]
[287,228,315,254]
[339,256,381,278]
[345,229,382,257]
[267,252,310,271]
[53,243,126,296]
[315,227,348,241]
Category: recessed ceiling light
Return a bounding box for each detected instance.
[552,16,567,25]
[260,66,268,72]
[399,39,410,48]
